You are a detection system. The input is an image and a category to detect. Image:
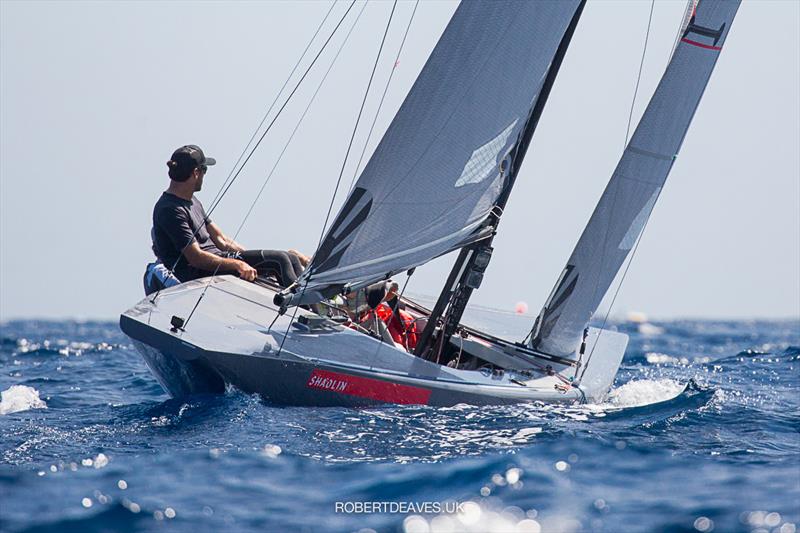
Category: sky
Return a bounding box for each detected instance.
[1,0,798,321]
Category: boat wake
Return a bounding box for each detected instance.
[604,378,687,408]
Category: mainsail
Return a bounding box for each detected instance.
[531,0,740,358]
[282,0,583,305]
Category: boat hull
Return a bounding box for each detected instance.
[121,277,626,407]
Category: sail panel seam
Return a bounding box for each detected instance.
[627,146,676,161]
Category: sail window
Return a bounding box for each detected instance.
[618,187,660,251]
[455,119,519,188]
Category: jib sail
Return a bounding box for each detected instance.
[531,0,741,358]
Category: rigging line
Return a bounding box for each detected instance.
[582,189,665,380]
[566,0,654,339]
[180,1,370,331]
[670,0,697,61]
[149,1,352,305]
[623,0,656,148]
[393,270,414,349]
[204,0,358,219]
[344,9,520,220]
[315,0,398,252]
[368,269,414,369]
[581,0,656,377]
[227,2,371,247]
[206,1,338,215]
[347,0,420,193]
[275,0,398,359]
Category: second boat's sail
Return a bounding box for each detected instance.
[531,0,741,358]
[280,0,583,305]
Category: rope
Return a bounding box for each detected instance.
[226,2,372,251]
[392,270,414,349]
[348,0,420,192]
[275,0,399,358]
[580,0,656,378]
[453,334,464,369]
[364,270,415,370]
[247,1,373,337]
[179,1,364,329]
[670,0,697,61]
[206,1,338,215]
[315,0,398,253]
[624,0,656,147]
[204,0,358,219]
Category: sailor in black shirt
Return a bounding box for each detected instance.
[147,145,307,294]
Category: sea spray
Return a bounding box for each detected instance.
[0,385,47,415]
[606,379,686,408]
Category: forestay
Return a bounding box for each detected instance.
[531,0,741,358]
[285,0,582,305]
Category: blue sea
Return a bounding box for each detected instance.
[1,313,798,533]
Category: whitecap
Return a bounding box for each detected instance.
[0,385,47,415]
[605,379,685,408]
[637,322,665,336]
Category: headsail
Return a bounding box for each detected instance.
[282,0,583,306]
[531,0,740,358]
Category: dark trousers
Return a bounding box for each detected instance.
[234,250,304,287]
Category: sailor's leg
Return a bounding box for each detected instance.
[286,251,305,278]
[238,250,298,287]
[288,249,311,268]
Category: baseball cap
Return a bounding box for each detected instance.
[169,145,217,172]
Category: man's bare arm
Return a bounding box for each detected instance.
[183,242,256,281]
[207,222,246,253]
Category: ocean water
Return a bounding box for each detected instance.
[0,314,798,533]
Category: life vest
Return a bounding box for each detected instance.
[374,303,418,350]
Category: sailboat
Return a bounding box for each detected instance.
[120,0,739,407]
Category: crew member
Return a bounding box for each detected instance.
[145,144,309,294]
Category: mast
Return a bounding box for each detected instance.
[415,0,587,360]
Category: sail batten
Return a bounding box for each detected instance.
[532,0,741,358]
[285,1,583,305]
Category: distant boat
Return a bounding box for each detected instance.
[121,0,739,407]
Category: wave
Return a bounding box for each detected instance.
[782,345,800,357]
[712,346,800,365]
[0,385,47,415]
[604,378,687,408]
[2,338,118,359]
[15,502,149,533]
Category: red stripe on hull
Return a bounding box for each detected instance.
[681,37,721,51]
[306,369,431,405]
